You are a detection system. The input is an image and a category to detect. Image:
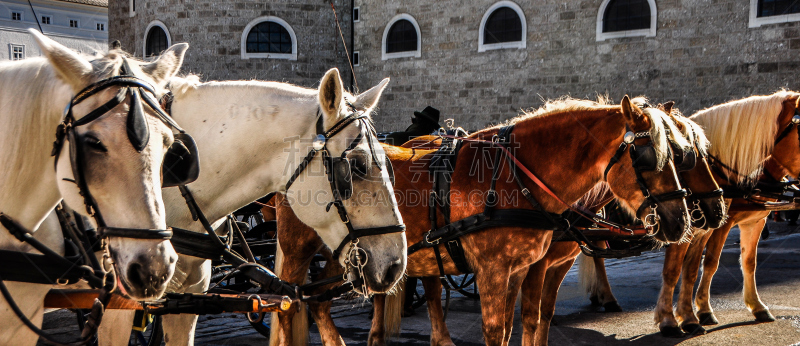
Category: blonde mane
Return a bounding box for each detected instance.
[690,91,798,184]
[664,107,710,156]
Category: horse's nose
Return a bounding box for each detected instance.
[381,259,404,290]
[126,255,172,297]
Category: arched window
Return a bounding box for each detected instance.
[484,7,522,44]
[241,16,297,60]
[478,1,526,52]
[246,22,292,54]
[750,0,800,27]
[382,14,421,60]
[596,0,656,41]
[143,21,170,58]
[386,20,417,53]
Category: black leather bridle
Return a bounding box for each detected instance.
[51,60,184,242]
[284,105,406,271]
[0,58,186,346]
[674,132,723,229]
[603,127,688,229]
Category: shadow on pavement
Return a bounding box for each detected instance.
[547,310,764,345]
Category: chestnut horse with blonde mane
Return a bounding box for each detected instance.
[518,103,726,345]
[576,91,800,337]
[270,96,693,346]
[652,91,800,336]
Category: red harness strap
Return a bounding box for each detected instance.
[438,134,651,235]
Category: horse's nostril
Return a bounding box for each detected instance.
[127,262,146,289]
[383,261,404,286]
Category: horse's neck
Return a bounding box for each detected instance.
[162,82,320,230]
[458,110,624,214]
[0,60,70,235]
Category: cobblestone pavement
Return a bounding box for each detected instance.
[40,220,800,345]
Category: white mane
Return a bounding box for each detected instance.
[0,58,72,189]
[690,91,798,185]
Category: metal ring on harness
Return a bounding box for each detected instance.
[691,200,707,228]
[246,294,265,323]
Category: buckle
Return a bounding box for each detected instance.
[424,231,440,245]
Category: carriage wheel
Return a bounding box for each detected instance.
[129,314,163,346]
[454,274,479,299]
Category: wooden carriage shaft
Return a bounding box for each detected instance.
[43,289,291,314]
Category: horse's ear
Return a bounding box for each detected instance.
[619,95,646,127]
[319,68,344,118]
[663,101,675,114]
[140,43,189,86]
[620,95,635,122]
[352,78,390,111]
[29,29,93,91]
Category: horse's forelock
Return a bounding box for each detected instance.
[670,115,711,156]
[640,106,675,171]
[167,74,201,96]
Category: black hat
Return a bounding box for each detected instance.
[413,106,440,125]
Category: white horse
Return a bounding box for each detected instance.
[0,31,188,345]
[98,68,406,344]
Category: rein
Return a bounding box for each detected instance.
[410,122,682,276]
[434,130,660,234]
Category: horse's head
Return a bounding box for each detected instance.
[604,96,690,243]
[286,69,405,295]
[661,102,726,230]
[33,31,187,300]
[770,94,800,178]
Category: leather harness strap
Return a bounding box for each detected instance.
[407,121,690,265]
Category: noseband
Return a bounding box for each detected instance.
[603,127,688,229]
[284,105,406,271]
[51,59,185,241]
[676,133,723,228]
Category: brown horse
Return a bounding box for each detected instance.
[271,96,692,346]
[520,105,726,345]
[651,92,800,337]
[581,94,800,337]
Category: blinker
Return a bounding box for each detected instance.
[312,134,327,151]
[623,131,635,144]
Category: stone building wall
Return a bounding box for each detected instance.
[354,0,800,131]
[108,0,352,86]
[110,1,800,132]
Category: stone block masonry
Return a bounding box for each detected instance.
[111,0,800,132]
[354,0,800,131]
[109,0,352,86]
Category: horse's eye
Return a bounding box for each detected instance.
[84,135,107,152]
